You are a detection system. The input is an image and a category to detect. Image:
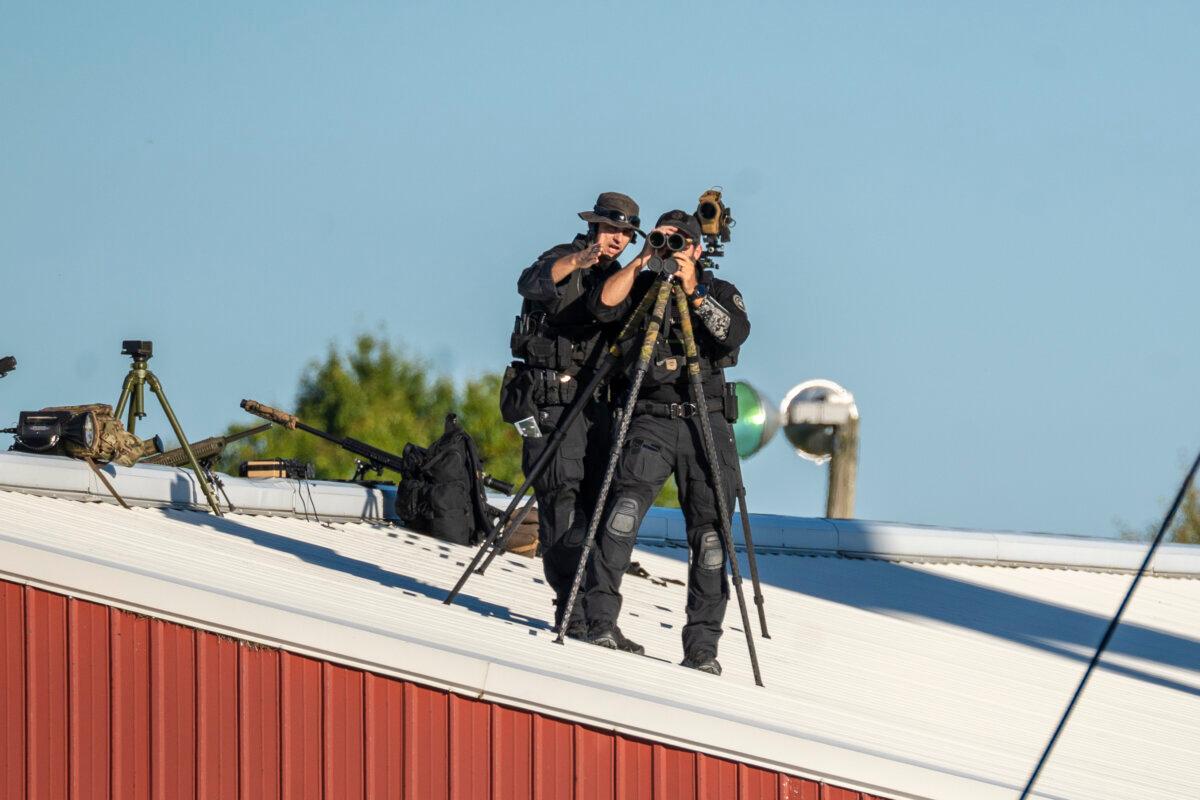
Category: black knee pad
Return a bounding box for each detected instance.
[698,529,724,571]
[606,496,640,540]
[562,518,586,548]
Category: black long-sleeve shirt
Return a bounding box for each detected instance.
[588,269,750,402]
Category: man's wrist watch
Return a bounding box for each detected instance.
[688,283,709,302]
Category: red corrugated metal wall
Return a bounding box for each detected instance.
[0,579,891,800]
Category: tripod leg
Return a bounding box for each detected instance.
[145,373,224,517]
[672,286,763,686]
[114,373,136,428]
[444,283,663,605]
[84,457,131,510]
[556,278,676,644]
[736,483,770,639]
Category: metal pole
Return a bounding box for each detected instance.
[1019,448,1200,800]
[825,415,859,519]
[671,284,763,686]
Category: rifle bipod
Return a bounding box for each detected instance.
[442,278,668,606]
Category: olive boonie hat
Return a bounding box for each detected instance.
[654,210,702,243]
[579,192,641,231]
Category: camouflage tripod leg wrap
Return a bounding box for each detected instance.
[445,283,664,605]
[672,285,763,686]
[555,277,676,643]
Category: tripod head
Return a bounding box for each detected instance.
[121,340,153,364]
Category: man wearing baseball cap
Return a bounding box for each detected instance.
[583,209,750,674]
[501,192,641,642]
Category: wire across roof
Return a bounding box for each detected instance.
[0,457,1197,799]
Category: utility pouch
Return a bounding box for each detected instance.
[499,362,539,425]
[722,382,739,423]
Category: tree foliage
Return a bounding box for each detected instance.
[1121,484,1200,545]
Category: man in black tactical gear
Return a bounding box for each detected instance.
[502,191,641,641]
[584,210,750,674]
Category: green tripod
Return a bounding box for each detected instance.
[113,340,224,517]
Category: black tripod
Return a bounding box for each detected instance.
[555,282,764,686]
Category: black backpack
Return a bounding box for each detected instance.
[394,414,492,546]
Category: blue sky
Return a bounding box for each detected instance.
[2,2,1197,538]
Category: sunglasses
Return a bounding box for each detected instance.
[592,207,641,228]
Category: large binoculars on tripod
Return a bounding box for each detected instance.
[647,230,690,253]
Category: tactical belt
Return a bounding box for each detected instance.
[634,400,705,419]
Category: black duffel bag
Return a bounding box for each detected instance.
[395,413,492,546]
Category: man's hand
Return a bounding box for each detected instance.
[672,251,699,296]
[573,242,603,270]
[550,242,602,283]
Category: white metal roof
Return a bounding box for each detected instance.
[0,456,1198,799]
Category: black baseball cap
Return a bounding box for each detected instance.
[654,210,702,243]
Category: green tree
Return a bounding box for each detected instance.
[1120,484,1200,545]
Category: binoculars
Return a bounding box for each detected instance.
[647,230,689,252]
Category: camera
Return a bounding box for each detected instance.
[121,340,154,360]
[648,230,688,252]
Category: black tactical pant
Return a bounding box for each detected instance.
[522,396,611,630]
[584,409,737,658]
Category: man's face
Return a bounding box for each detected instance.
[595,222,633,260]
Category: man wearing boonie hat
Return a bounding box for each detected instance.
[501,192,641,643]
[583,209,751,674]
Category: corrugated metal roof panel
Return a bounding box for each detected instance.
[1,486,1198,799]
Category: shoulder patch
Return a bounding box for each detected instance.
[732,294,746,312]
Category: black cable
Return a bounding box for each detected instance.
[1019,448,1200,799]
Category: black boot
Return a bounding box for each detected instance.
[681,651,722,675]
[589,623,645,655]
